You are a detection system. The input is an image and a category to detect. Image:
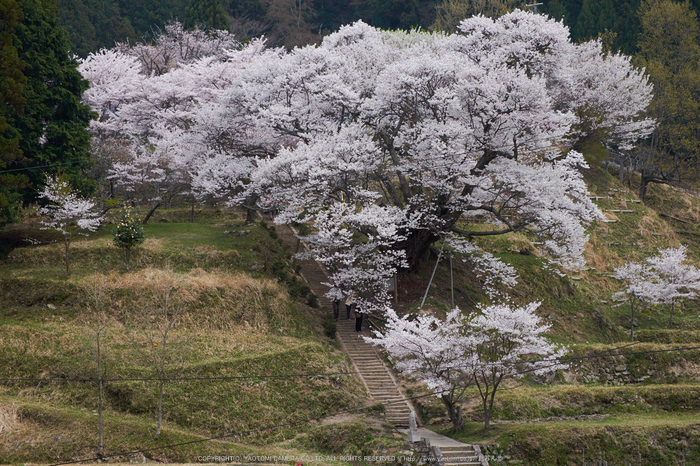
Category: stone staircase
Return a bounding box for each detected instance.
[275,223,414,427]
[335,317,413,427]
[436,445,485,466]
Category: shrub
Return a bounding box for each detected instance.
[307,292,318,308]
[112,208,145,272]
[322,314,337,339]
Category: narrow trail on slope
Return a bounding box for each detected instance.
[274,223,413,428]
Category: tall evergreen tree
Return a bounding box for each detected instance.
[1,0,94,224]
[575,0,599,39]
[0,0,26,224]
[185,0,230,31]
[56,0,136,57]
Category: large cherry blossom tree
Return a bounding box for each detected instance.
[78,24,269,222]
[78,13,654,310]
[189,12,652,311]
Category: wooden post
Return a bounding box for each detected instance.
[450,253,454,309]
[394,273,398,308]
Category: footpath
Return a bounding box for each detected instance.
[275,224,485,465]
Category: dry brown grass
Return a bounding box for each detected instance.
[78,269,291,331]
[0,404,19,433]
[637,215,678,245]
[584,231,620,272]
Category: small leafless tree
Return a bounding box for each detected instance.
[135,274,185,439]
[83,275,110,457]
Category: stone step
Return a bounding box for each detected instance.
[372,397,405,403]
[278,224,412,430]
[442,453,479,459]
[440,447,477,453]
[386,410,411,414]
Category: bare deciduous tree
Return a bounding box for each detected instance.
[134,274,185,439]
[83,275,110,457]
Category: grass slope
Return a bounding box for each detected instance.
[0,208,391,464]
[399,167,700,464]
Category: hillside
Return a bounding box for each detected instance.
[395,166,700,464]
[1,165,700,464]
[0,209,401,464]
[54,0,700,56]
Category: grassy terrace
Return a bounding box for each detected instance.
[396,167,700,464]
[2,166,700,465]
[0,208,396,464]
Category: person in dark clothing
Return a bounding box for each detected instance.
[332,297,340,320]
[355,307,363,333]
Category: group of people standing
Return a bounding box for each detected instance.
[332,289,363,333]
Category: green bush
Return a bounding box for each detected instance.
[322,314,337,339]
[307,292,319,308]
[111,207,145,272]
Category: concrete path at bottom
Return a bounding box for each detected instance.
[400,428,468,447]
[400,428,486,466]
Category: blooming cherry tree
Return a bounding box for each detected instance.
[470,302,567,429]
[369,302,566,430]
[212,12,653,310]
[81,14,654,311]
[615,246,700,333]
[646,246,700,327]
[613,261,667,341]
[37,176,103,275]
[79,24,268,222]
[367,307,475,430]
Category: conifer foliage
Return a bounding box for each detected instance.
[111,207,144,272]
[1,0,94,225]
[184,0,230,31]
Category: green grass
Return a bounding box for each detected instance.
[0,395,364,465]
[0,207,397,463]
[445,413,700,465]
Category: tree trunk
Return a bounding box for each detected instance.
[142,201,162,225]
[486,384,498,429]
[400,229,439,271]
[441,394,464,432]
[154,378,164,439]
[619,157,625,184]
[245,206,255,224]
[244,194,258,224]
[96,317,104,458]
[629,300,636,342]
[98,378,104,457]
[483,394,491,430]
[639,176,649,202]
[125,248,131,272]
[669,301,675,328]
[64,236,70,275]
